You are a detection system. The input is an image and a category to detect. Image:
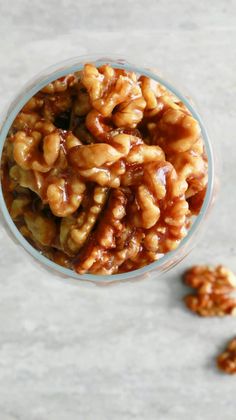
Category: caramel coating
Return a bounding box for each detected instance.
[1,63,208,275]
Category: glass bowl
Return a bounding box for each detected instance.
[0,55,215,285]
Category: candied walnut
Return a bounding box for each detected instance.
[120,248,162,273]
[143,81,190,120]
[126,143,164,164]
[217,338,236,374]
[140,75,159,110]
[141,162,189,253]
[69,134,134,169]
[143,230,159,252]
[112,97,146,129]
[12,112,41,131]
[46,175,86,217]
[22,96,44,113]
[183,265,236,316]
[81,160,126,188]
[68,143,123,169]
[184,265,236,293]
[83,63,146,130]
[10,194,31,220]
[24,211,57,246]
[75,189,127,274]
[167,134,208,196]
[22,87,74,124]
[81,63,114,104]
[69,134,139,188]
[155,200,189,254]
[82,63,142,117]
[41,74,78,94]
[169,149,208,199]
[62,131,82,151]
[120,164,144,186]
[11,125,81,189]
[184,294,236,317]
[60,186,108,254]
[12,127,62,172]
[59,216,76,254]
[69,135,165,189]
[130,184,161,229]
[96,189,127,247]
[43,91,73,122]
[88,230,143,275]
[33,120,56,136]
[149,110,207,205]
[129,161,188,232]
[85,109,113,141]
[10,165,45,197]
[26,75,78,124]
[110,133,134,155]
[153,108,201,153]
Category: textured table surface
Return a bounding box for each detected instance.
[0,1,236,419]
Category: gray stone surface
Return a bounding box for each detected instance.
[0,1,236,419]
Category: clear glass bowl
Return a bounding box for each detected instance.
[0,55,215,285]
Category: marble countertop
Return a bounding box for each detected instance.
[0,1,236,419]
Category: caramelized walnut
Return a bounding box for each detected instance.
[24,211,57,247]
[41,74,78,94]
[85,109,113,141]
[12,112,41,132]
[10,194,31,220]
[112,97,146,128]
[140,75,159,110]
[82,64,142,117]
[153,108,201,153]
[46,175,86,217]
[217,338,236,374]
[183,265,236,316]
[12,124,62,172]
[60,186,108,254]
[74,188,128,274]
[9,165,44,197]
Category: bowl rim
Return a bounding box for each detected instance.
[0,56,215,282]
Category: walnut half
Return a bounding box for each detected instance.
[183,265,236,317]
[217,338,236,374]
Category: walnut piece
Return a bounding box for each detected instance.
[217,338,236,374]
[183,265,236,316]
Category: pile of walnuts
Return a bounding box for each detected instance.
[1,63,208,275]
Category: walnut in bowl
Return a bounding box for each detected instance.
[0,57,214,283]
